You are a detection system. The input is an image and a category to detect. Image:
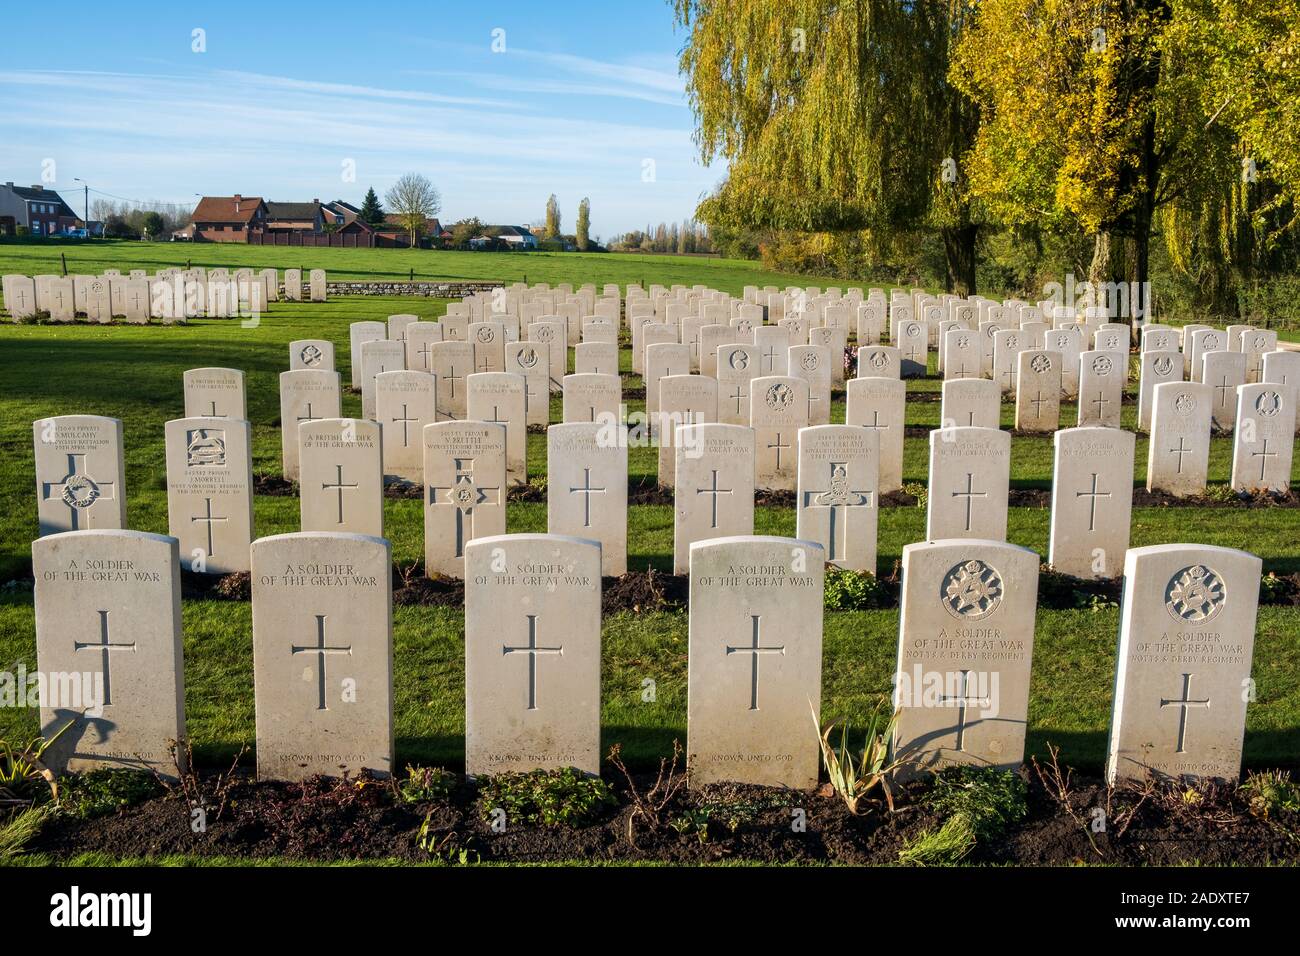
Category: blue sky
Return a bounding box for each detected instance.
[0,1,724,238]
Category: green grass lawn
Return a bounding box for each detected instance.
[1,247,1298,778]
[0,240,860,296]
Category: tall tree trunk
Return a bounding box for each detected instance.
[942,224,978,295]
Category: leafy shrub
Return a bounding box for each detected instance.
[59,769,164,820]
[824,565,887,610]
[1241,770,1300,819]
[397,765,456,805]
[477,767,617,827]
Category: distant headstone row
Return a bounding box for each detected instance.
[1,268,327,322]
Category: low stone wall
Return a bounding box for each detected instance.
[321,280,504,298]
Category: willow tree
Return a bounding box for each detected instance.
[674,0,984,293]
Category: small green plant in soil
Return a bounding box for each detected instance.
[58,769,164,820]
[899,766,1028,866]
[823,566,888,610]
[417,813,479,864]
[0,723,72,806]
[814,698,903,813]
[477,767,617,828]
[396,765,457,805]
[1241,770,1300,820]
[669,808,711,843]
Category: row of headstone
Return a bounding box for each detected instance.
[2,268,327,322]
[33,391,1291,587]
[32,528,1261,789]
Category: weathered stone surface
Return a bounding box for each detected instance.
[796,425,879,572]
[164,417,254,573]
[183,367,246,419]
[33,415,127,537]
[892,539,1039,776]
[375,370,437,483]
[926,427,1011,541]
[749,376,809,491]
[465,534,602,775]
[940,378,1001,430]
[423,421,506,578]
[1014,350,1062,433]
[1106,544,1261,784]
[466,372,528,484]
[547,423,628,576]
[252,532,392,781]
[845,377,906,493]
[687,536,824,788]
[1147,382,1212,497]
[1231,383,1295,492]
[33,530,186,777]
[279,370,342,482]
[673,424,755,574]
[1048,427,1135,579]
[299,418,385,536]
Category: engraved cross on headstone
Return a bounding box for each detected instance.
[951,472,987,532]
[322,464,359,524]
[1160,672,1210,754]
[802,462,873,561]
[726,614,785,711]
[74,609,135,707]
[939,669,988,752]
[696,468,733,529]
[290,614,352,711]
[569,466,606,528]
[503,613,563,711]
[1075,472,1111,532]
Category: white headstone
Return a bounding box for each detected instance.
[796,425,879,572]
[423,421,507,578]
[1049,427,1135,578]
[252,532,392,780]
[299,418,385,536]
[279,369,342,482]
[926,427,1011,541]
[892,539,1039,775]
[33,529,185,777]
[465,534,602,775]
[1106,544,1261,784]
[687,536,824,788]
[33,415,127,536]
[164,417,254,574]
[673,424,755,574]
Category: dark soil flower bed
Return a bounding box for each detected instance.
[26,764,1300,866]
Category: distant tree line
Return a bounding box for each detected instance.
[609,220,715,255]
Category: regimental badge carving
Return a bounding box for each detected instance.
[476,326,495,343]
[1153,355,1174,376]
[867,350,889,371]
[535,326,554,341]
[446,481,484,509]
[1256,390,1283,417]
[799,351,819,371]
[1204,334,1219,349]
[728,349,750,371]
[1166,565,1226,623]
[1006,335,1019,349]
[904,323,920,338]
[1092,355,1113,375]
[517,347,539,369]
[1252,335,1268,351]
[765,382,794,411]
[941,559,1004,620]
[61,474,101,509]
[300,344,323,367]
[1030,353,1052,373]
[956,335,972,350]
[186,428,227,467]
[1174,392,1197,414]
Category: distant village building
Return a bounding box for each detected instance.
[189,195,267,242]
[0,182,80,237]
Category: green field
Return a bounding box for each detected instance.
[1,243,1298,777]
[0,240,857,297]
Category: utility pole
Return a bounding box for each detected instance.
[73,177,88,233]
